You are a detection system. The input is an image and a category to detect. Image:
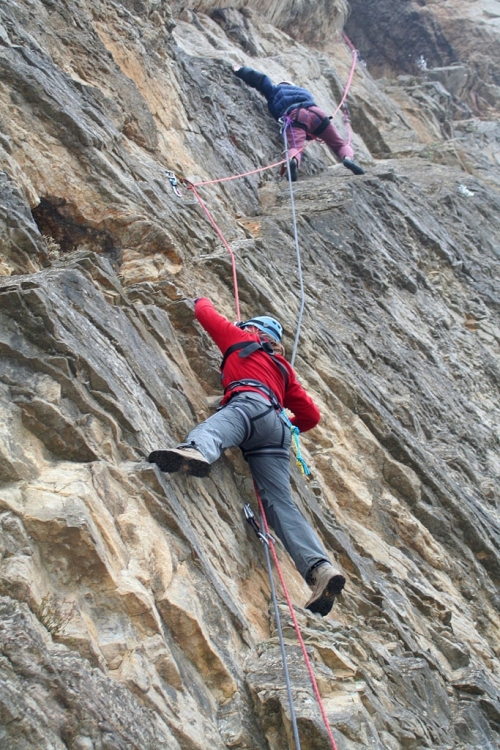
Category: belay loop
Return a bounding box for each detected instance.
[279,410,310,476]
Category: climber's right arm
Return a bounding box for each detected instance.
[194,297,243,353]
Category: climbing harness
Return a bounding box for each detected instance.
[220,341,290,388]
[220,337,309,475]
[223,382,311,478]
[224,378,281,407]
[311,114,333,138]
[284,107,333,140]
[220,333,310,473]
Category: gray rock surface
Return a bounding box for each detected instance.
[0,1,499,749]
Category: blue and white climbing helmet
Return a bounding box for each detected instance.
[240,316,283,342]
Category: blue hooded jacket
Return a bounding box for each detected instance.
[234,66,316,120]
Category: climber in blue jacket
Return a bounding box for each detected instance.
[234,65,365,181]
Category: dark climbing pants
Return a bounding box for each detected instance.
[183,392,329,579]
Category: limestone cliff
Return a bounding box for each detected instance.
[0,1,499,749]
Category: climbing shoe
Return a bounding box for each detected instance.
[288,157,298,182]
[343,157,365,175]
[305,562,346,617]
[147,447,211,477]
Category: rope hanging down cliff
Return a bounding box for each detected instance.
[244,499,339,750]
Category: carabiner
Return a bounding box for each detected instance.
[165,170,182,197]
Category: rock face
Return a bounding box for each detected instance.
[1,1,500,749]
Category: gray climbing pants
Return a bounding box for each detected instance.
[182,392,329,580]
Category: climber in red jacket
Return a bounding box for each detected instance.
[148,298,345,616]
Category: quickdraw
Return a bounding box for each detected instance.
[165,170,182,197]
[244,504,274,544]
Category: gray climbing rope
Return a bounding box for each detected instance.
[244,504,302,750]
[280,122,306,368]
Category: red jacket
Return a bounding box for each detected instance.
[195,298,320,433]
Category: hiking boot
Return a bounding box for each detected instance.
[147,447,211,477]
[305,562,345,616]
[343,157,365,175]
[288,157,298,182]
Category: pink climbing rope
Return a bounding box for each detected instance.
[342,31,357,52]
[255,489,339,750]
[190,158,287,187]
[183,148,305,321]
[330,41,358,120]
[186,182,241,321]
